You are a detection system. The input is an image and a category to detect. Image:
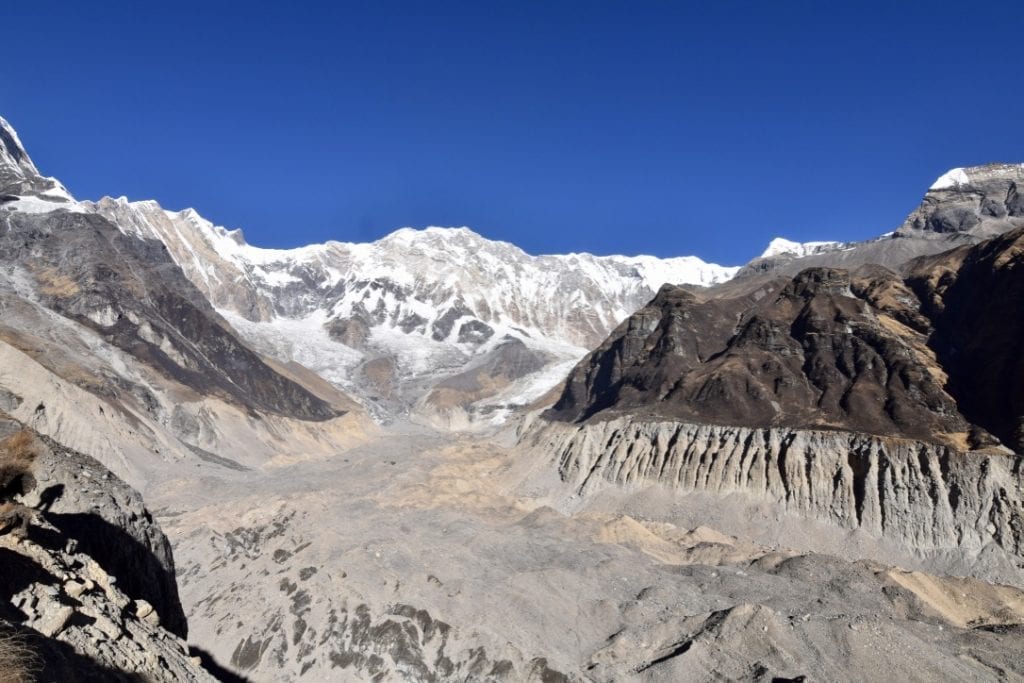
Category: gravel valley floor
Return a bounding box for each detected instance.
[150,424,1024,682]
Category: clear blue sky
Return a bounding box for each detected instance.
[3,1,1022,264]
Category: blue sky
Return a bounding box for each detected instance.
[4,1,1022,264]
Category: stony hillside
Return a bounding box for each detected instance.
[0,116,370,490]
[731,162,1024,283]
[0,417,216,681]
[529,224,1024,591]
[550,227,1024,453]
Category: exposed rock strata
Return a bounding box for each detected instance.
[526,417,1024,584]
[550,265,984,448]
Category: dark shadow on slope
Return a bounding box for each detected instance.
[0,548,58,622]
[190,645,254,683]
[36,483,64,512]
[183,442,250,471]
[43,512,189,638]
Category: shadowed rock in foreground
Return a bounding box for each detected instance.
[0,417,215,681]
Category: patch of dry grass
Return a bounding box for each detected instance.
[0,430,39,537]
[0,628,40,683]
[0,430,38,498]
[32,266,80,298]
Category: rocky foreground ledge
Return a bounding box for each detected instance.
[0,416,215,681]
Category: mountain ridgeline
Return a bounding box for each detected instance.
[530,162,1024,590]
[549,167,1024,452]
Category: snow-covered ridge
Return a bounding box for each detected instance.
[72,196,740,426]
[930,163,1024,190]
[83,195,740,337]
[760,237,842,259]
[150,209,740,289]
[0,116,75,203]
[0,117,741,428]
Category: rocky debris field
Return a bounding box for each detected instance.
[153,425,1024,681]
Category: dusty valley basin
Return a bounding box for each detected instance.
[150,423,1024,682]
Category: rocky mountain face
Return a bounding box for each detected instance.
[0,208,341,422]
[550,226,1024,453]
[550,267,975,446]
[733,163,1024,282]
[906,163,1024,236]
[906,227,1024,452]
[0,117,371,492]
[1,117,341,423]
[82,196,738,427]
[0,416,216,681]
[533,203,1024,589]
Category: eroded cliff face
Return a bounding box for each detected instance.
[527,228,1024,588]
[525,418,1024,585]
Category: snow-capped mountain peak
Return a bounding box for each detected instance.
[0,116,75,205]
[760,237,842,259]
[929,163,1024,191]
[71,200,739,427]
[2,115,741,428]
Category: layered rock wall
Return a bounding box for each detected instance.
[527,418,1024,580]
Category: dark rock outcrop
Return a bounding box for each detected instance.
[550,263,989,450]
[0,418,187,637]
[553,226,1024,454]
[907,227,1024,451]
